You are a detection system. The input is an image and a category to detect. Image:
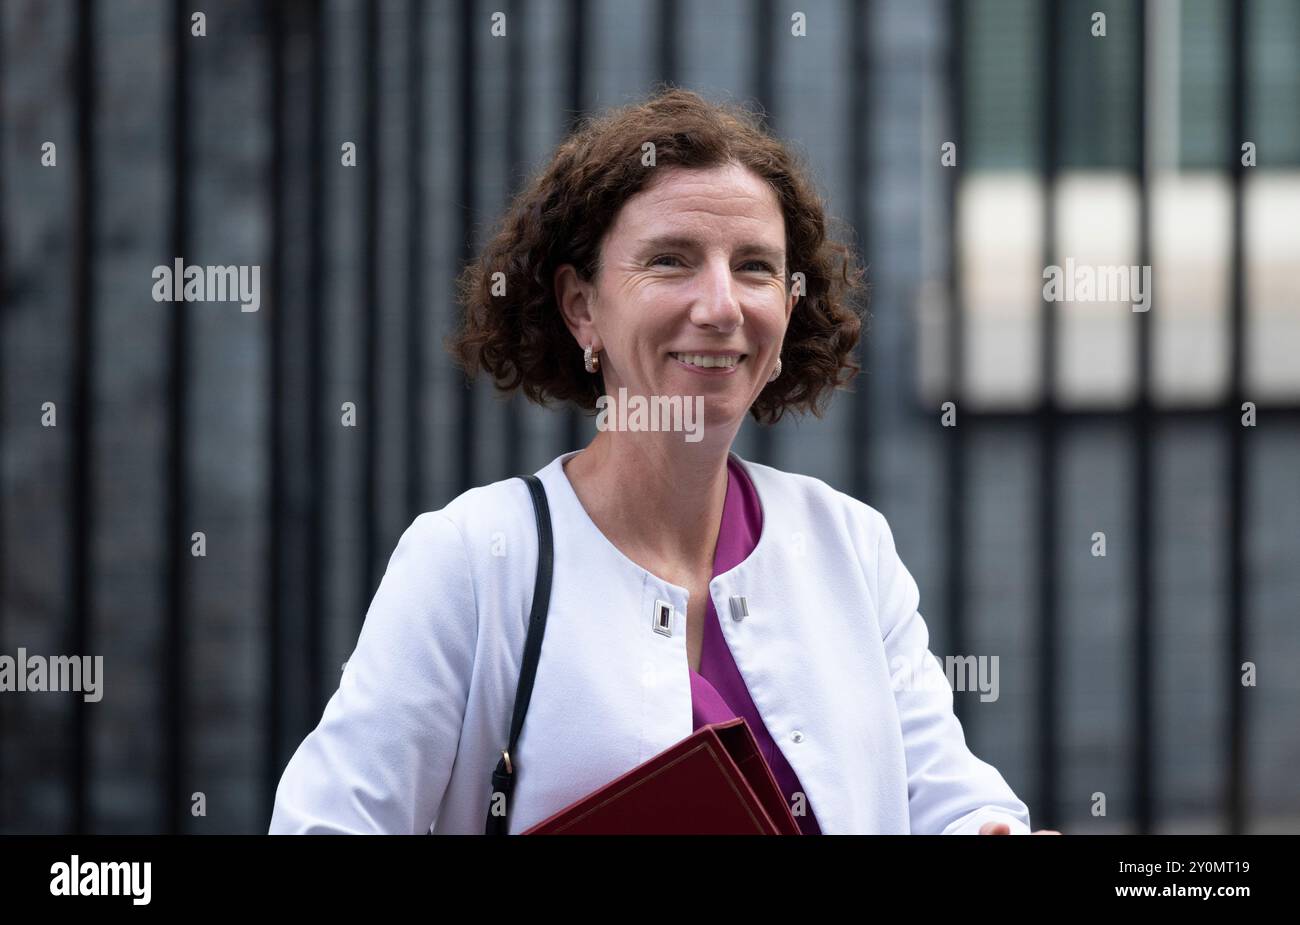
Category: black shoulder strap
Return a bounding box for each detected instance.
[484,474,553,835]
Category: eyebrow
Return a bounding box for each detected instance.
[636,234,785,264]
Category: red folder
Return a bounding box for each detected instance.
[522,717,803,834]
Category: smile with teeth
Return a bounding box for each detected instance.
[670,353,744,369]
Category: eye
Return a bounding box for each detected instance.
[649,254,684,268]
[741,260,777,273]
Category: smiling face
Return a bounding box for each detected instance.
[555,161,798,441]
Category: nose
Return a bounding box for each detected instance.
[688,256,744,333]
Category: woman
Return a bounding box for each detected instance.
[270,87,1052,835]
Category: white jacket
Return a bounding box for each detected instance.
[269,450,1033,834]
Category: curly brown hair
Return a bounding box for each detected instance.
[447,85,868,425]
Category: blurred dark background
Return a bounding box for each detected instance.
[1,0,1297,834]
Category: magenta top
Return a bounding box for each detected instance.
[689,456,822,834]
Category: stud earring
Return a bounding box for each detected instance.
[584,344,601,374]
[768,357,782,383]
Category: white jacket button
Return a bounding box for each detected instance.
[791,730,804,743]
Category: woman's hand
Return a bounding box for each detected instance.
[979,821,1060,835]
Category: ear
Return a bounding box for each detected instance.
[554,263,600,351]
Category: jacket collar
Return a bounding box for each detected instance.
[534,449,776,595]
